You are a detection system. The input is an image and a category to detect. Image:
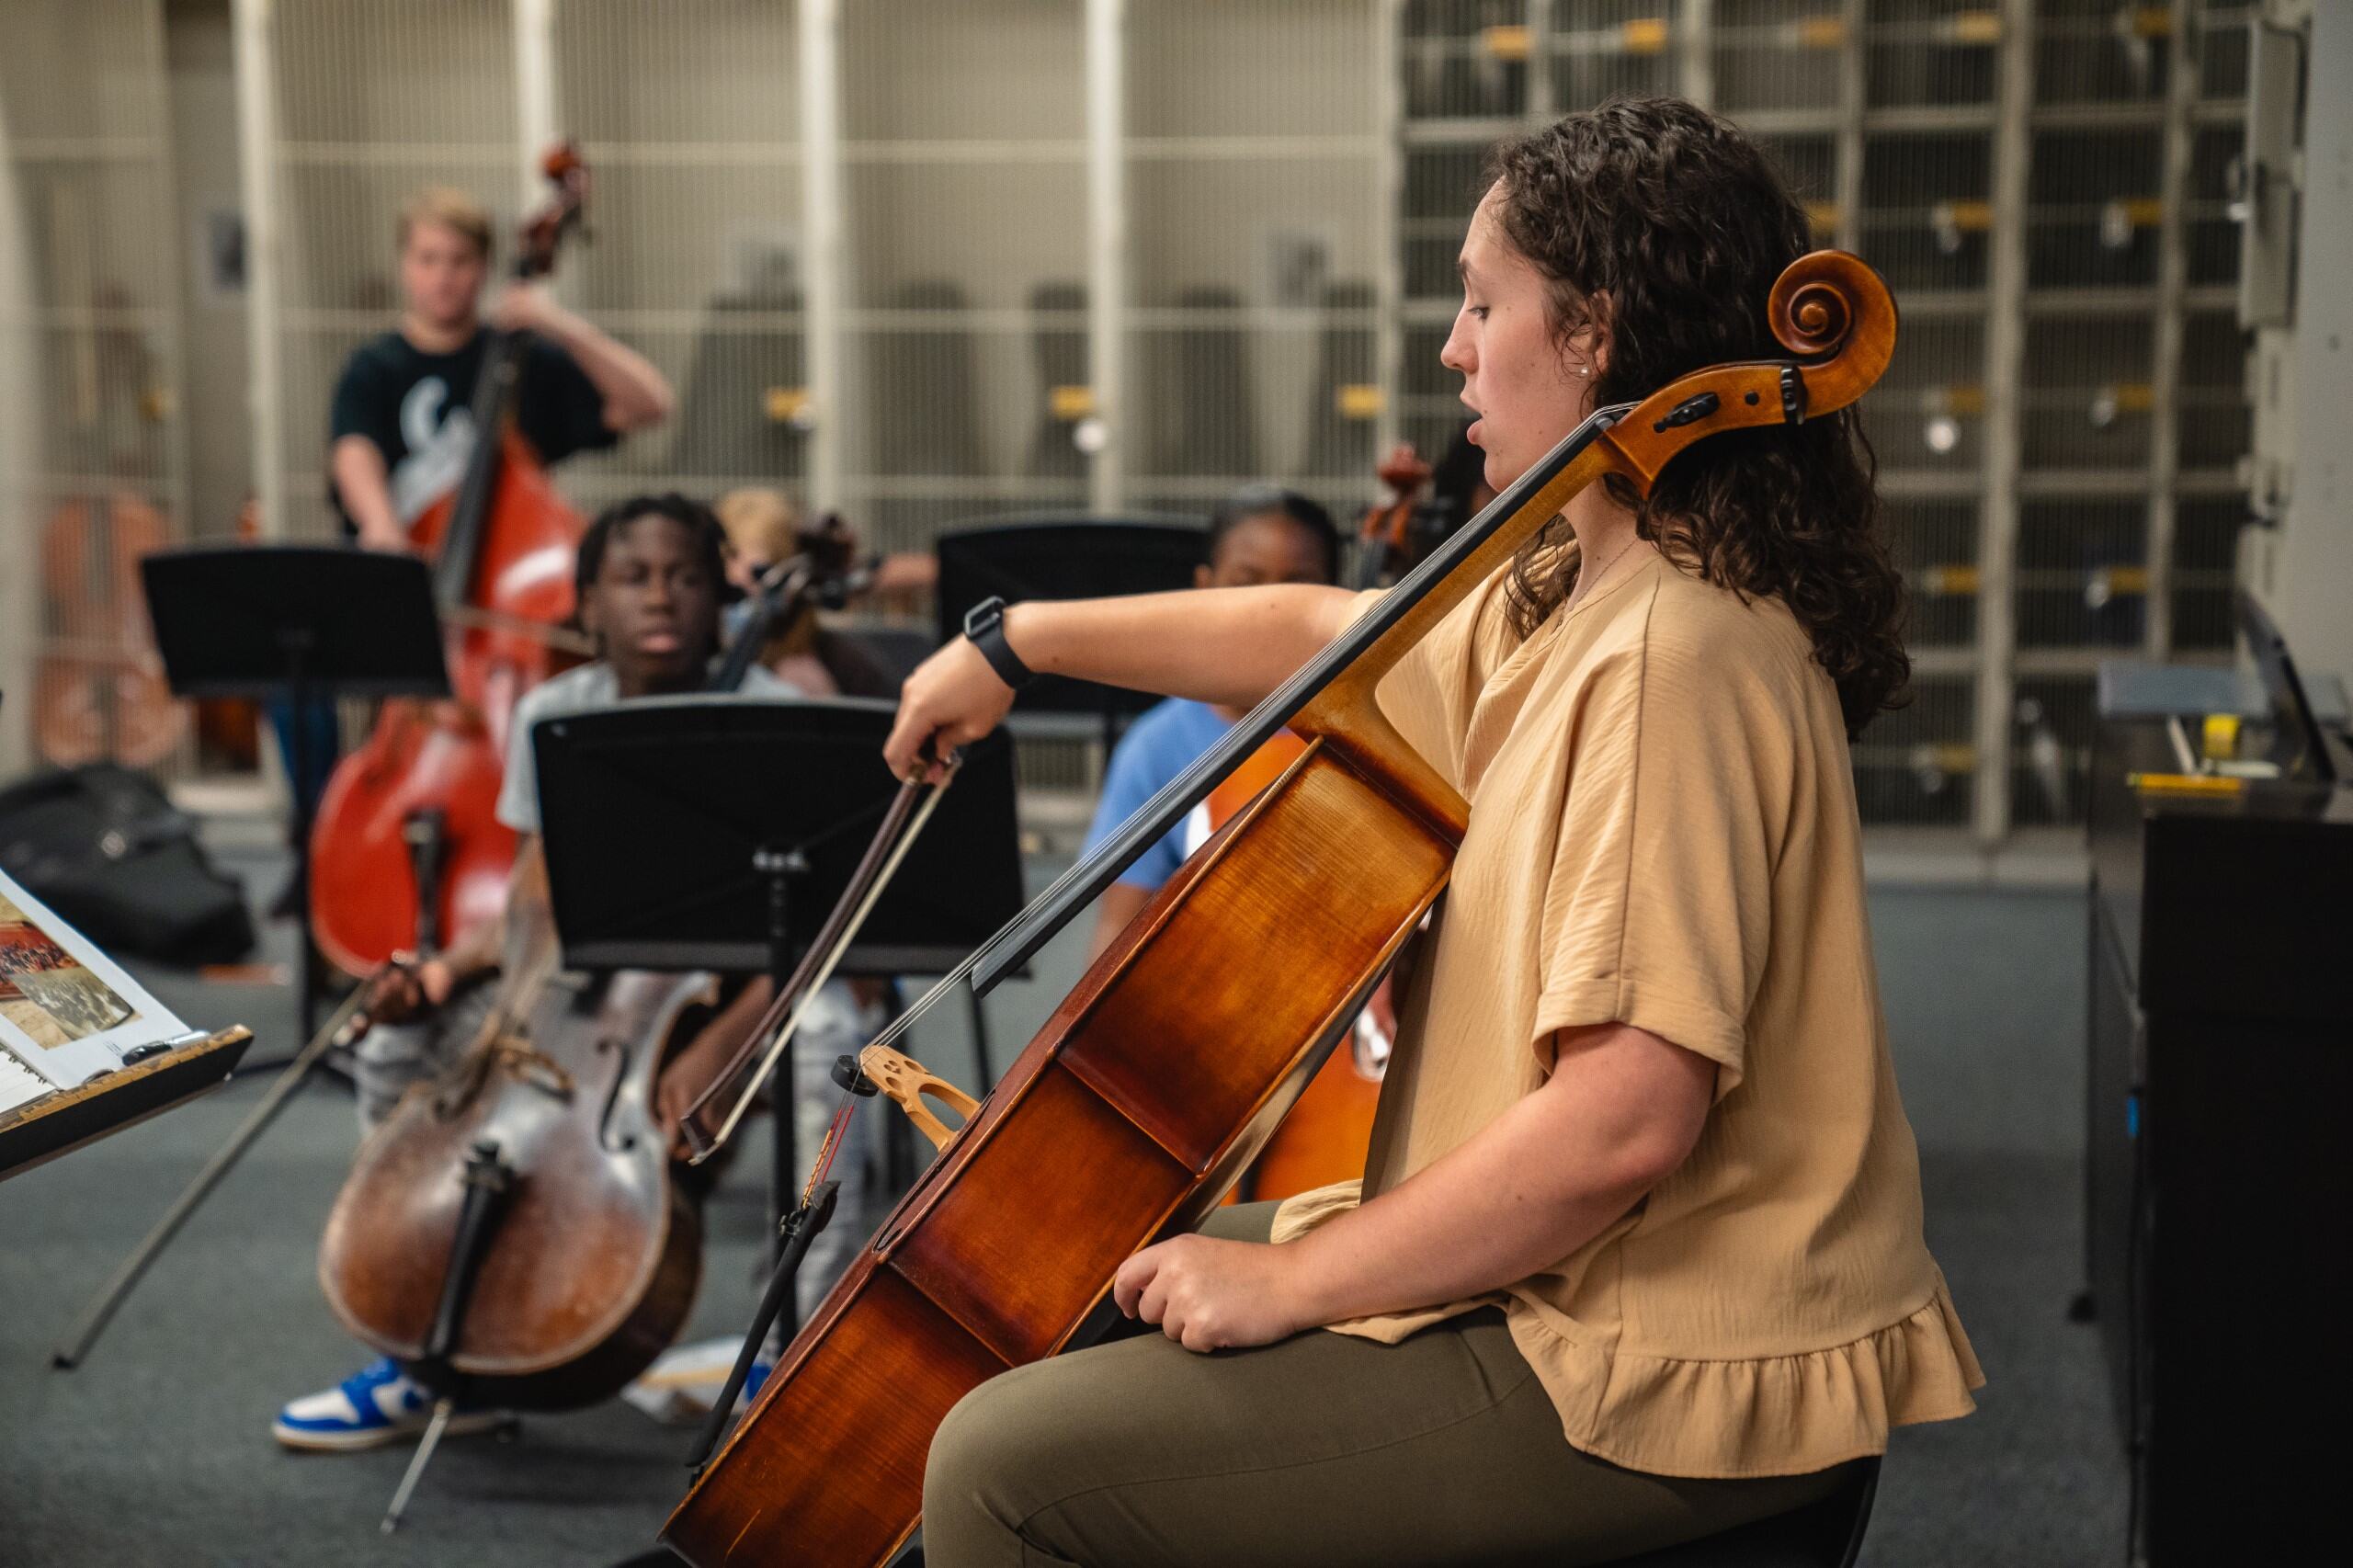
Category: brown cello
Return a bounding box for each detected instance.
[308,145,594,976]
[663,252,1895,1568]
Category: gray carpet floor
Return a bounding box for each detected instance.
[0,853,2119,1566]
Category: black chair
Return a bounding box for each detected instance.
[1603,1459,1880,1568]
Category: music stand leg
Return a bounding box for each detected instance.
[50,997,356,1368]
[285,644,322,1040]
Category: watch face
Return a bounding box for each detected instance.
[964,597,1002,637]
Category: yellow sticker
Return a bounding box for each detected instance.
[1481,23,1532,62]
[1796,15,1848,50]
[1336,383,1385,419]
[1945,11,2003,45]
[2200,713,2242,762]
[1620,18,1670,55]
[1049,384,1097,420]
[764,386,810,423]
[1924,563,1982,597]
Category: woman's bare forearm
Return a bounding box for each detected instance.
[1003,585,1358,711]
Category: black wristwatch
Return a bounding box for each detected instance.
[962,596,1037,692]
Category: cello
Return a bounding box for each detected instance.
[313,526,881,1523]
[308,145,595,976]
[664,252,1895,1568]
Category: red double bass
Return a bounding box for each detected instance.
[309,146,593,975]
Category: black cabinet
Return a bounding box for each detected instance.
[2085,712,2353,1562]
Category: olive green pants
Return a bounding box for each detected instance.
[921,1203,1847,1568]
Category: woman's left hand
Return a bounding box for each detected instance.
[1112,1234,1313,1353]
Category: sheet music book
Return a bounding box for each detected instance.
[0,869,197,1096]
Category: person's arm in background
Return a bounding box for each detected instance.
[330,436,411,552]
[492,283,673,433]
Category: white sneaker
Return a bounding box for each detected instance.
[271,1356,511,1452]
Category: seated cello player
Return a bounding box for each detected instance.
[274,493,870,1451]
[883,99,1983,1566]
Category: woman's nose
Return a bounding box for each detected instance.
[1439,316,1473,375]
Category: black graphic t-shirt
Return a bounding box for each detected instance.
[328,329,618,531]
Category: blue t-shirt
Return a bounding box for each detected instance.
[1083,699,1232,892]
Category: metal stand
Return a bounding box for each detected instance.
[753,844,810,1326]
[684,1178,841,1478]
[52,807,454,1369]
[380,1139,515,1534]
[50,994,363,1368]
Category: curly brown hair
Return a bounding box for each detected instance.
[1483,98,1908,737]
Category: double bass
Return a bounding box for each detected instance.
[665,253,1895,1567]
[308,145,594,976]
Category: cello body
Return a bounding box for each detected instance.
[34,490,186,769]
[667,730,1461,1567]
[319,968,716,1410]
[665,253,1893,1568]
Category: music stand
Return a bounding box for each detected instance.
[933,517,1204,747]
[141,546,449,1035]
[532,697,1025,1324]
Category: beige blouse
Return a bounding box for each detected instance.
[1271,552,1984,1480]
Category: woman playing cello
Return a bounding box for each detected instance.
[881,98,1984,1566]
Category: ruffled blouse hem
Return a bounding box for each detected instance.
[1511,1272,1985,1481]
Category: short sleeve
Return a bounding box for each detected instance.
[1368,566,1517,795]
[517,335,619,463]
[494,699,546,835]
[328,347,394,455]
[1528,626,1792,1100]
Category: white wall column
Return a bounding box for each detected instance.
[798,0,845,517]
[2269,0,2353,689]
[513,0,558,196]
[1084,0,1127,512]
[231,0,284,538]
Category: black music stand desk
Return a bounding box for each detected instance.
[533,697,1025,1319]
[141,546,449,1034]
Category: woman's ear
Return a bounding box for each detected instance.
[1586,289,1614,380]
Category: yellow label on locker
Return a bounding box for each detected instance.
[2109,382,2156,414]
[1805,200,1841,232]
[2128,7,2173,40]
[764,386,811,423]
[1620,18,1670,54]
[1795,15,1848,49]
[1480,23,1532,62]
[1944,10,2003,45]
[1917,743,1977,776]
[1336,383,1385,420]
[1049,384,1097,420]
[1924,563,1982,597]
[1926,384,1988,417]
[1937,199,1995,233]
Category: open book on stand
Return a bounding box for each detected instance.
[1,868,249,1180]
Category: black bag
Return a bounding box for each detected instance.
[0,764,256,966]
